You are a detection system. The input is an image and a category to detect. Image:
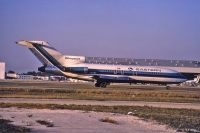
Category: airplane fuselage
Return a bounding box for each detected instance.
[17,40,197,88]
[39,57,187,86]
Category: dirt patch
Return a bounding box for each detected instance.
[0,107,176,133]
[36,120,54,127]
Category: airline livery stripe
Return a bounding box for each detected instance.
[32,43,63,70]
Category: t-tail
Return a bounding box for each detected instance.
[16,40,94,81]
[16,40,63,66]
[16,40,65,75]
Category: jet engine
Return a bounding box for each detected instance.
[38,66,62,75]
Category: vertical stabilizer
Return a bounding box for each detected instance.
[16,40,64,67]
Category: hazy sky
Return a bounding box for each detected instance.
[0,0,200,72]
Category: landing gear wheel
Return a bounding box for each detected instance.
[166,85,170,90]
[95,82,100,87]
[95,81,109,88]
[99,82,107,88]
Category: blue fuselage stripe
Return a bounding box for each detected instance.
[87,68,186,79]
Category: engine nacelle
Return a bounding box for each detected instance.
[38,66,88,74]
[38,66,62,75]
[67,67,88,74]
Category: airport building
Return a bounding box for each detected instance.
[18,74,34,80]
[6,73,18,79]
[0,62,5,79]
[85,57,200,75]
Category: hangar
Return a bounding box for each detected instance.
[86,57,200,77]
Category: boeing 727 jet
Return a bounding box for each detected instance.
[17,40,198,88]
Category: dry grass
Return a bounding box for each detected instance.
[0,87,199,103]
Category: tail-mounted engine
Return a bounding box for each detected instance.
[66,67,88,74]
[38,66,62,75]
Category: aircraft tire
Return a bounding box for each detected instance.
[95,83,100,87]
[166,85,170,90]
[100,82,107,88]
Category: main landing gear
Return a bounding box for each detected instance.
[95,81,109,88]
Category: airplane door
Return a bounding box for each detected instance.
[114,70,117,75]
[121,70,124,75]
[117,68,123,75]
[114,68,123,75]
[134,71,137,76]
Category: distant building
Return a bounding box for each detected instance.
[85,57,200,74]
[0,62,5,79]
[49,76,67,81]
[68,78,88,83]
[33,76,49,81]
[18,74,34,80]
[6,73,18,79]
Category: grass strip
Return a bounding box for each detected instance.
[0,87,200,103]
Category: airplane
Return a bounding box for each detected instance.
[16,40,198,88]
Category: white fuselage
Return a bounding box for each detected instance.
[17,40,189,86]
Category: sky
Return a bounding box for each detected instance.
[0,0,200,72]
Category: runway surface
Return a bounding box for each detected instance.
[1,98,200,110]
